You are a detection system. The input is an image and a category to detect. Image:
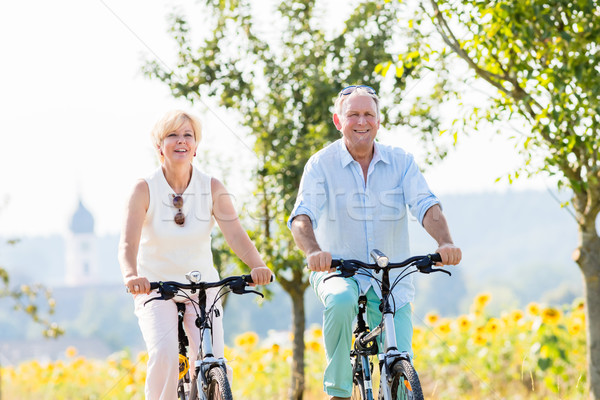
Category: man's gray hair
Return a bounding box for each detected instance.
[334,87,381,117]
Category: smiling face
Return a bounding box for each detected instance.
[333,94,380,157]
[159,119,197,165]
[151,111,202,165]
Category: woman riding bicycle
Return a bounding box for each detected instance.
[118,110,272,399]
[288,86,461,400]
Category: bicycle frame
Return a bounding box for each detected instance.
[148,273,266,400]
[331,251,447,400]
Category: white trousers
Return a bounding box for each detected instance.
[134,288,224,400]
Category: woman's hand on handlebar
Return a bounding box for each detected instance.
[435,243,462,266]
[250,266,273,286]
[125,276,151,295]
[307,250,335,273]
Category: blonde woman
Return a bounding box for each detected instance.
[119,110,272,399]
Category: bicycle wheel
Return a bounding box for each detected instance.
[206,366,233,400]
[351,378,365,400]
[386,359,423,400]
[177,379,188,400]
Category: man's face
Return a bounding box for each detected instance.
[334,94,380,156]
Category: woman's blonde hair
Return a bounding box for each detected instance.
[151,110,202,162]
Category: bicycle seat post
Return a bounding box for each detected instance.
[355,295,368,335]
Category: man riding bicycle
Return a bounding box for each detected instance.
[288,85,462,400]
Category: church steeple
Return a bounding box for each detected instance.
[69,200,94,234]
[65,198,98,286]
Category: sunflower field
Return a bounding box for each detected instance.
[1,294,588,399]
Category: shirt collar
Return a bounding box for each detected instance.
[338,139,390,167]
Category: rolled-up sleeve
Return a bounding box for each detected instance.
[402,154,440,225]
[287,158,327,230]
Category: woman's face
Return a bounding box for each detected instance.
[159,119,197,164]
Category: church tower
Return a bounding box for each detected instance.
[65,199,99,286]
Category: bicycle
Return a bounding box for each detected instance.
[327,249,451,400]
[144,271,268,400]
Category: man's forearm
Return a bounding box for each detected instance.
[290,214,321,255]
[422,204,454,246]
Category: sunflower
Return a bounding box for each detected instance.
[456,315,472,332]
[435,318,452,335]
[65,346,78,358]
[472,333,487,346]
[425,312,440,326]
[474,293,492,309]
[526,302,541,316]
[485,318,502,336]
[541,307,562,325]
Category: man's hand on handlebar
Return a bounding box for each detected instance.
[307,250,335,273]
[435,243,462,266]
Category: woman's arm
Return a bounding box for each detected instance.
[118,179,150,294]
[211,178,272,285]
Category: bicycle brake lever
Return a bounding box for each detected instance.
[242,289,265,297]
[230,285,264,297]
[143,283,178,306]
[419,266,452,276]
[229,278,265,297]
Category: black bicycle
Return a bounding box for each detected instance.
[146,271,267,400]
[327,249,451,400]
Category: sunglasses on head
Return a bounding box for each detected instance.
[339,85,377,96]
[172,195,185,226]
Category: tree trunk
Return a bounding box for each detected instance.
[574,213,600,399]
[279,268,310,400]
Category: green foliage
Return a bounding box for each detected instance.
[0,240,63,339]
[387,0,600,223]
[143,1,425,395]
[143,0,413,299]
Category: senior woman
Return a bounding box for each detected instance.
[118,110,272,399]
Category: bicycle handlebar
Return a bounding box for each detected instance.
[148,274,274,302]
[330,252,449,278]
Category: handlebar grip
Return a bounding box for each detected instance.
[430,253,442,263]
[243,274,275,284]
[331,259,342,268]
[150,282,160,290]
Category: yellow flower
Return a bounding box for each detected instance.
[306,340,322,353]
[567,317,584,336]
[65,346,78,358]
[472,333,487,346]
[309,326,323,339]
[455,315,472,332]
[235,332,259,349]
[435,319,451,335]
[474,293,492,309]
[425,312,440,326]
[509,310,524,324]
[572,298,585,311]
[526,302,540,316]
[541,307,562,325]
[136,351,149,364]
[485,318,502,336]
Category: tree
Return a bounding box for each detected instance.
[143,0,412,397]
[380,0,599,396]
[0,240,63,339]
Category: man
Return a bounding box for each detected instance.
[288,85,462,400]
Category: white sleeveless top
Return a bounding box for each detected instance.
[137,165,219,284]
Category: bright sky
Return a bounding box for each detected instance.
[0,0,551,237]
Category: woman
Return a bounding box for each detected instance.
[118,110,272,399]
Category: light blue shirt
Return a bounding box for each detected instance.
[288,139,440,309]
